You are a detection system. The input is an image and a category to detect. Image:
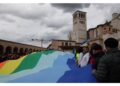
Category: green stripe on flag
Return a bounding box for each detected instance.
[12,51,54,74]
[43,50,55,55]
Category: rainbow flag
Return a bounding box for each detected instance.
[0,50,96,83]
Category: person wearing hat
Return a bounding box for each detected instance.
[78,43,90,67]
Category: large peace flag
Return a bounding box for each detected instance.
[0,50,96,83]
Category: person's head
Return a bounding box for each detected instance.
[104,38,118,50]
[90,43,103,55]
[77,48,82,53]
[82,46,89,54]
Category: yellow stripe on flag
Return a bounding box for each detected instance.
[0,56,26,75]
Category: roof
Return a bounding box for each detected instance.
[80,39,89,45]
[81,43,88,47]
[52,39,76,42]
[89,38,103,41]
[112,13,120,21]
[47,44,52,49]
[59,46,82,50]
[96,24,104,28]
[87,28,95,32]
[88,21,111,32]
[73,10,86,15]
[104,21,111,25]
[88,13,120,32]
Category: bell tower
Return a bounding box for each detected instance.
[71,10,87,43]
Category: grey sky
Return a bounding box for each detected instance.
[51,3,90,12]
[0,3,120,47]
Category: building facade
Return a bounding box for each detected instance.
[70,10,87,43]
[0,39,46,55]
[47,39,81,52]
[88,13,120,48]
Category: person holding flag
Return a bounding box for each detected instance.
[78,43,90,67]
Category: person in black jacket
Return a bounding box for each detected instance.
[93,38,120,82]
[90,43,105,70]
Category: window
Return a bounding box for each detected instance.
[96,29,98,37]
[74,14,77,19]
[65,42,68,46]
[81,14,85,18]
[81,14,82,18]
[74,21,77,24]
[62,42,64,46]
[79,13,81,18]
[79,21,85,24]
[112,29,117,33]
[83,14,85,18]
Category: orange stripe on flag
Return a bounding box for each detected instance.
[0,61,7,68]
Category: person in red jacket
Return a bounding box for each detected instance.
[89,55,94,65]
[89,43,105,70]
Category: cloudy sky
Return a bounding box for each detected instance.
[0,3,120,47]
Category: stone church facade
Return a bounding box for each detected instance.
[88,13,120,48]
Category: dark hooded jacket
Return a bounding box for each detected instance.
[92,51,105,70]
[94,48,120,82]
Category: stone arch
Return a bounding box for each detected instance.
[24,48,28,54]
[29,48,32,53]
[13,47,18,54]
[5,46,12,54]
[33,49,36,52]
[19,48,24,55]
[0,45,4,55]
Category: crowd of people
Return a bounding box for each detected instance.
[0,50,34,63]
[74,37,120,82]
[0,53,22,62]
[0,53,25,62]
